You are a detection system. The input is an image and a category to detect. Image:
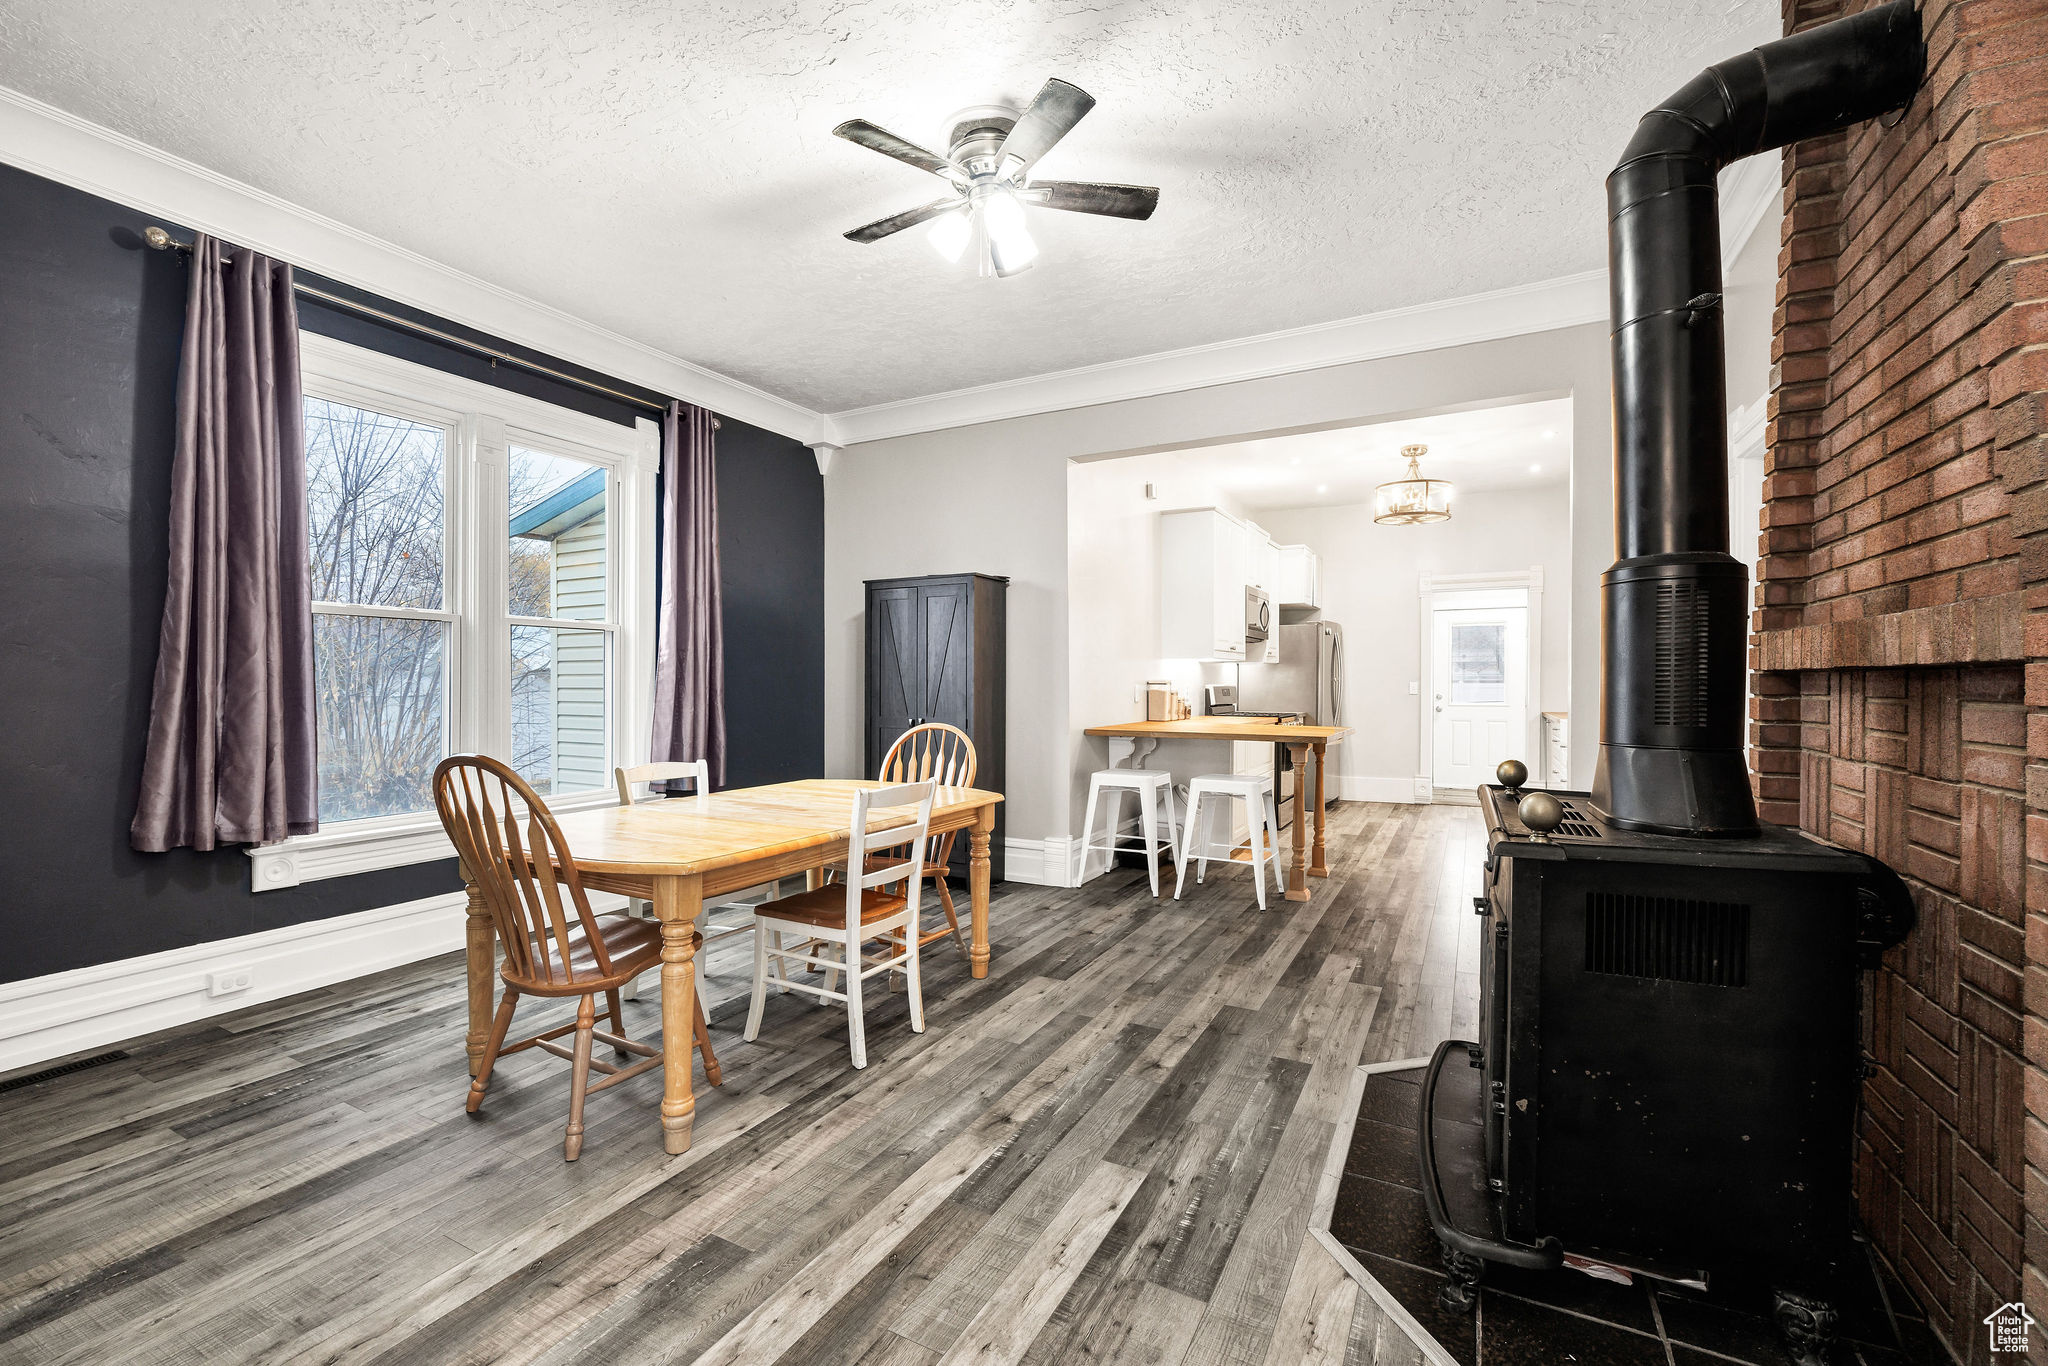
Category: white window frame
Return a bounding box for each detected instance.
[250,332,660,891]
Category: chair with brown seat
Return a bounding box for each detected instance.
[743,780,935,1068]
[434,754,721,1161]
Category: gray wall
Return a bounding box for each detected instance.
[825,321,1617,846]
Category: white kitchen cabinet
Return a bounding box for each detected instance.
[1277,544,1320,609]
[1245,524,1280,595]
[1160,508,1248,660]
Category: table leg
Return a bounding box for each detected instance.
[969,806,994,978]
[652,873,703,1156]
[1286,743,1310,902]
[1310,742,1330,879]
[462,864,494,1077]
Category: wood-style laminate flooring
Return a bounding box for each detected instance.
[0,801,1484,1365]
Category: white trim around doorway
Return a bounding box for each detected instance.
[1415,568,1543,802]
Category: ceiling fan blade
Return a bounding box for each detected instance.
[995,78,1096,176]
[833,120,965,183]
[1025,181,1160,220]
[844,197,964,244]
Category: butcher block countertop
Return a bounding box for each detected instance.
[1083,718,1352,743]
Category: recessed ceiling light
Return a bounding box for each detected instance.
[1290,456,1301,466]
[1542,429,1556,440]
[1530,464,1542,474]
[1316,484,1329,493]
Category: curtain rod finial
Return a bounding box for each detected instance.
[143,225,175,250]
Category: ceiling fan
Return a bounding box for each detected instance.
[834,78,1159,278]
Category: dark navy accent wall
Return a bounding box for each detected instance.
[0,161,822,985]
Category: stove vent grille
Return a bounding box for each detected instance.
[1653,581,1712,728]
[1584,892,1750,987]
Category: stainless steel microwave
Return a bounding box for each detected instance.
[1245,585,1271,643]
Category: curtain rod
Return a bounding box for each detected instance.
[141,226,717,427]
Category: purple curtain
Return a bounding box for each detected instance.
[131,235,317,852]
[651,401,726,787]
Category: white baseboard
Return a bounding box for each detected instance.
[1004,835,1074,888]
[1335,776,1424,804]
[0,890,481,1075]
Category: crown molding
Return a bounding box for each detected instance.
[0,83,822,444]
[824,270,1610,446]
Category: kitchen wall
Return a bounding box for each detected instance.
[0,161,822,988]
[825,321,1616,854]
[1259,483,1573,796]
[1066,448,1252,739]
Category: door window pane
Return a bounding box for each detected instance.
[314,614,447,821]
[1449,623,1506,704]
[305,398,446,608]
[509,446,607,620]
[511,626,610,795]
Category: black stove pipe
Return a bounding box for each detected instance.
[1592,0,1924,836]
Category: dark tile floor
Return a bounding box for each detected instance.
[1329,1066,1957,1366]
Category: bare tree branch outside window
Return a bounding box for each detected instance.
[306,399,448,822]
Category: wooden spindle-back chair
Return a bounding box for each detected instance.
[434,754,719,1161]
[878,723,977,954]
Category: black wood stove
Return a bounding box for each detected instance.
[1419,781,1913,1360]
[1417,4,1928,1363]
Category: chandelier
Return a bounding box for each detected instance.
[1373,444,1454,525]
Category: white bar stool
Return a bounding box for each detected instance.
[1079,769,1179,897]
[1176,773,1284,909]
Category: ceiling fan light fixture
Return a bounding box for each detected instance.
[1374,444,1454,526]
[834,77,1155,276]
[982,189,1037,273]
[928,207,971,262]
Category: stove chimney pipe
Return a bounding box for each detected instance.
[1592,0,1923,836]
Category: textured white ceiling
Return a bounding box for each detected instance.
[1158,396,1574,512]
[0,1,1777,413]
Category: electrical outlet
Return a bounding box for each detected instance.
[206,968,254,998]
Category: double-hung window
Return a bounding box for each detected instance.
[250,333,658,890]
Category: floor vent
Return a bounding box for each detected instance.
[1584,893,1749,987]
[0,1050,130,1094]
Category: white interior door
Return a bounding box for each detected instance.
[1432,604,1528,792]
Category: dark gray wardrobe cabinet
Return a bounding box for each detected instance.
[864,573,1007,883]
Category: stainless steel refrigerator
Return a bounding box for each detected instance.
[1238,621,1343,817]
[1240,621,1343,725]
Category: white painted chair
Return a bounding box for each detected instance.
[1078,769,1179,897]
[743,781,936,1069]
[612,761,760,1000]
[1175,772,1284,909]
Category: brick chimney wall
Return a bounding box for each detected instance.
[1750,1,2048,1360]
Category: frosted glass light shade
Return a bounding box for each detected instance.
[1373,444,1454,525]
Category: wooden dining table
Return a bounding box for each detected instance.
[1082,718,1352,902]
[459,778,1003,1155]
